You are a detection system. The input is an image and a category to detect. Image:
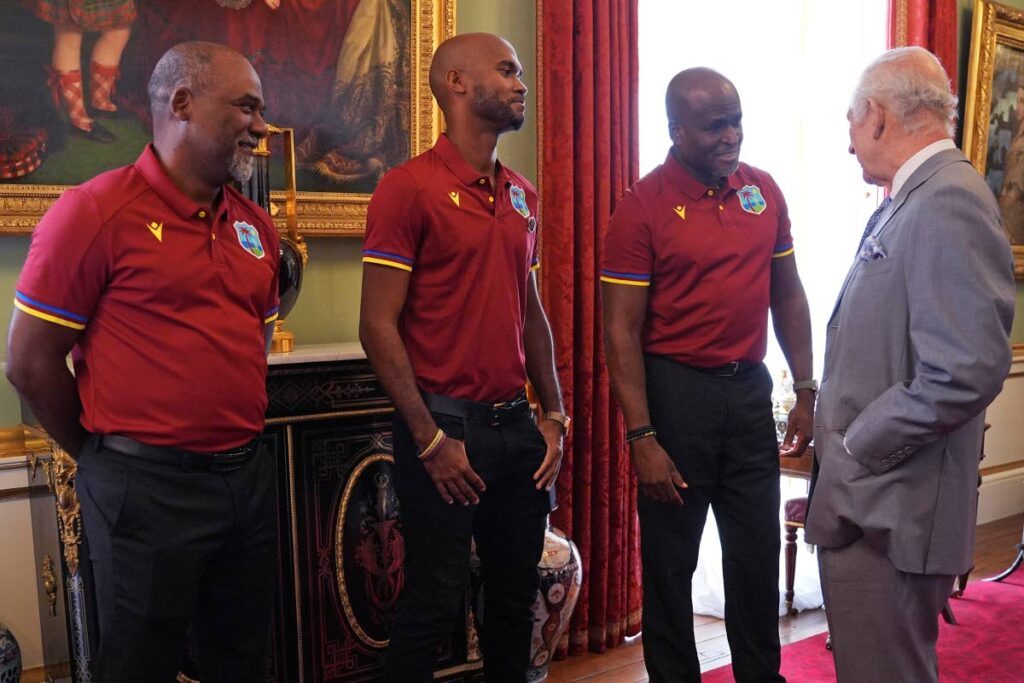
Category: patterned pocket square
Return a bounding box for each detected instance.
[859,235,887,261]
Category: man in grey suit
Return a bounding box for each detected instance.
[805,46,1015,682]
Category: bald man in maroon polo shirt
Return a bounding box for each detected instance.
[360,33,567,683]
[7,42,280,681]
[603,68,815,681]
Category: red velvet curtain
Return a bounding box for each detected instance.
[889,0,959,88]
[537,0,643,656]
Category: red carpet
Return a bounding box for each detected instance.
[703,573,1024,682]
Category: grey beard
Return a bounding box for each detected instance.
[229,151,255,183]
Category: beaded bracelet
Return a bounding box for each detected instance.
[418,428,447,461]
[625,425,657,443]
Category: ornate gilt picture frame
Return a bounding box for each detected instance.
[0,0,454,236]
[963,0,1024,276]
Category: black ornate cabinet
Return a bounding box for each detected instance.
[29,344,484,682]
[264,345,483,682]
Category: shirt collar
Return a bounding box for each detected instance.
[891,138,956,198]
[134,144,227,221]
[661,148,742,200]
[434,134,505,187]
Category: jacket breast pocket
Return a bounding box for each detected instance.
[856,258,894,279]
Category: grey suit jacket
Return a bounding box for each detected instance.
[804,148,1015,575]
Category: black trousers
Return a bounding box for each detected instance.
[75,435,277,683]
[384,406,550,682]
[639,356,784,683]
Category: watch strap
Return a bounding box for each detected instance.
[544,411,571,435]
[793,379,819,392]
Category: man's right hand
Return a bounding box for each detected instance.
[630,438,687,505]
[421,437,486,506]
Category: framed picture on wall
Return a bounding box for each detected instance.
[0,0,454,236]
[964,0,1024,277]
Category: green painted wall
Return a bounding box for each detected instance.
[456,3,538,182]
[0,237,30,422]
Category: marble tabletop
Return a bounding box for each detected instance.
[267,342,366,365]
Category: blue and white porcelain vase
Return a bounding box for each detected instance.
[527,523,583,682]
[0,626,22,683]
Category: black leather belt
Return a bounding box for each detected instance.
[422,391,531,426]
[96,434,261,473]
[686,360,757,377]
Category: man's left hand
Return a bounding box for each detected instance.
[780,392,814,458]
[533,419,565,491]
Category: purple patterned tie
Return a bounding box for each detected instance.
[858,196,892,248]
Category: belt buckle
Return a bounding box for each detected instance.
[489,399,515,426]
[209,440,255,470]
[717,361,740,377]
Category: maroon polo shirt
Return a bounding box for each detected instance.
[363,134,540,403]
[602,150,794,367]
[16,145,280,451]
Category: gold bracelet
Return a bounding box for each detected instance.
[418,428,446,461]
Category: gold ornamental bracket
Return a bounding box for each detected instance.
[22,424,84,619]
[24,424,84,578]
[260,124,307,355]
[43,441,83,577]
[41,554,57,616]
[264,124,308,265]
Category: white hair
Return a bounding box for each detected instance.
[849,46,958,137]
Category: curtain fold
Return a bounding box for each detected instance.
[889,0,959,88]
[537,0,642,657]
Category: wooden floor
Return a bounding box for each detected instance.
[547,513,1024,682]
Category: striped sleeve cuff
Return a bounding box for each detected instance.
[599,269,651,287]
[13,291,88,330]
[264,306,280,325]
[362,249,414,272]
[772,242,795,259]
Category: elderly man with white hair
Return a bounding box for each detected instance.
[805,46,1015,682]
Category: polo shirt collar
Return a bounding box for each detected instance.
[662,148,743,200]
[434,134,506,187]
[135,144,228,221]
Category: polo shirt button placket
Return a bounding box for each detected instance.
[199,210,216,242]
[201,209,222,264]
[707,189,726,226]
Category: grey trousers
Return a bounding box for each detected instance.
[818,537,954,683]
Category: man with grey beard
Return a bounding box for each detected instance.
[6,41,281,682]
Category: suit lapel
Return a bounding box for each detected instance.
[826,149,970,325]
